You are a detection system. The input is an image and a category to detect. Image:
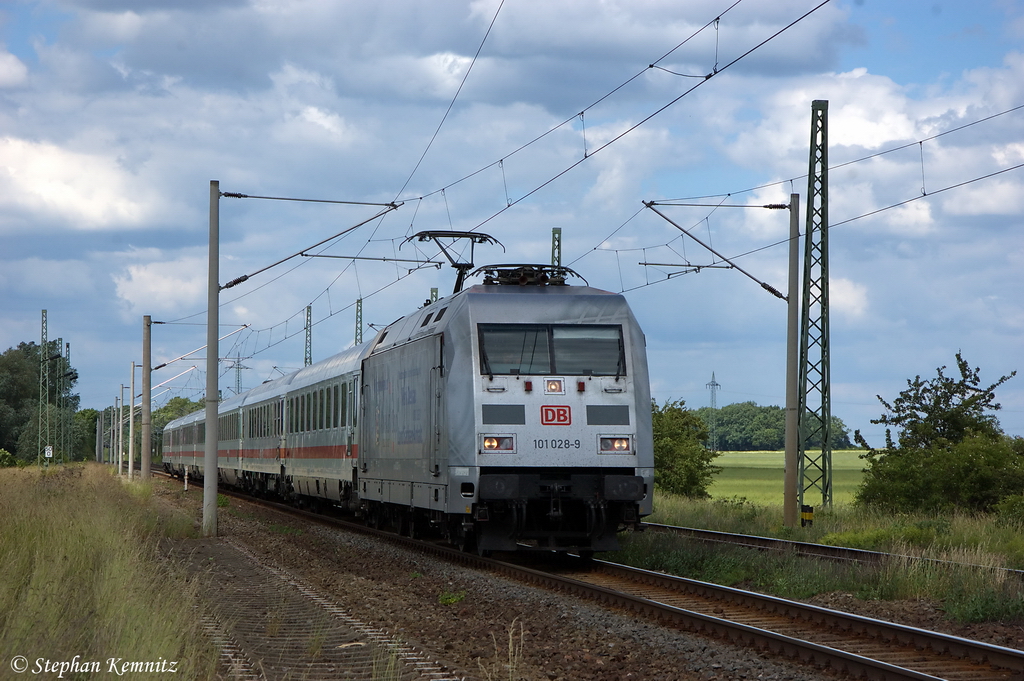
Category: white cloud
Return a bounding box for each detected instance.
[0,51,28,87]
[113,254,206,319]
[0,137,165,231]
[831,277,869,319]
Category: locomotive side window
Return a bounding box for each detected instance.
[478,324,625,376]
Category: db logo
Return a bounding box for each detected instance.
[541,405,571,425]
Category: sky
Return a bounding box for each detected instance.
[1,0,1022,444]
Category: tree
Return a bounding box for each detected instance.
[73,408,101,461]
[0,343,41,454]
[855,353,1021,513]
[0,341,80,463]
[693,401,851,451]
[652,399,718,497]
[858,351,1015,451]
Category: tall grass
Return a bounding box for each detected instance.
[0,464,218,679]
[631,488,1024,623]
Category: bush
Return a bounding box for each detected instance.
[0,448,18,468]
[652,399,718,497]
[995,494,1024,528]
[856,435,1024,513]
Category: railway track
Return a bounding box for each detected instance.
[157,471,1024,680]
[531,559,1024,681]
[643,522,1024,578]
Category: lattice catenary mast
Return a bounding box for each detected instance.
[304,305,313,366]
[706,372,721,453]
[798,100,833,510]
[355,298,363,346]
[38,310,50,467]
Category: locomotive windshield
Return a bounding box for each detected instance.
[478,324,625,376]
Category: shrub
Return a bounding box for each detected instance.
[857,434,1024,513]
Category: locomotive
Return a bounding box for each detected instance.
[163,263,654,554]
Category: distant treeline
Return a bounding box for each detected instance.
[693,401,852,451]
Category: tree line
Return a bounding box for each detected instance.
[0,341,204,466]
[0,341,87,464]
[692,402,852,451]
[653,353,1022,516]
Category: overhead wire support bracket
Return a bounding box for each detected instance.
[643,201,788,301]
[220,191,401,209]
[300,253,444,273]
[220,202,402,290]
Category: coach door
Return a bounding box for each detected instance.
[278,398,286,461]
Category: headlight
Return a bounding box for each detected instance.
[544,378,564,394]
[482,435,515,452]
[600,436,631,453]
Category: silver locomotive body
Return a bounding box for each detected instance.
[164,276,653,553]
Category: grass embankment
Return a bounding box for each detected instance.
[0,464,218,679]
[609,450,1024,623]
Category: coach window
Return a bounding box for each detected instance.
[342,382,350,426]
[325,387,332,429]
[312,390,319,431]
[306,394,311,432]
[319,388,326,430]
[331,384,338,428]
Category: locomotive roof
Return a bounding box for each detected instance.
[369,282,632,355]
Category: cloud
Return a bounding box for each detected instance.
[0,50,28,87]
[112,252,206,319]
[831,277,869,319]
[0,137,165,231]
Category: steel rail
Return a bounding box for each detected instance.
[643,522,1024,578]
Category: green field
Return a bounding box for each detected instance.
[707,450,866,505]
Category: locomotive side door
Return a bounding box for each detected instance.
[429,334,444,479]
